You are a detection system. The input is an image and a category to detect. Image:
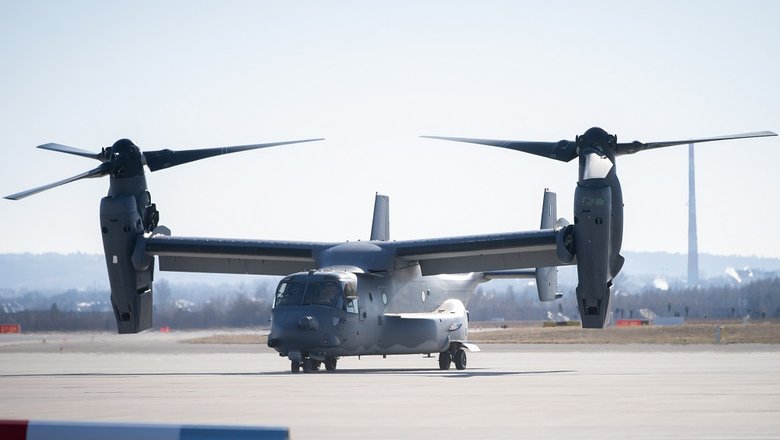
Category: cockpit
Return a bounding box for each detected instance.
[274,271,359,313]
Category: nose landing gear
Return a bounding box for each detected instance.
[290,354,338,373]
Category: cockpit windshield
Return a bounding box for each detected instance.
[274,275,355,312]
[303,280,344,308]
[274,281,306,307]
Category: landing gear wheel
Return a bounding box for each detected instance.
[302,358,312,373]
[310,360,322,371]
[438,351,452,370]
[454,349,467,370]
[324,357,338,372]
[291,361,301,374]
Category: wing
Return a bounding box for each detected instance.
[144,235,335,276]
[389,229,570,276]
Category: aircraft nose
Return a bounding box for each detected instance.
[297,315,319,330]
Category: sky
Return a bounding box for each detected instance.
[1,1,778,259]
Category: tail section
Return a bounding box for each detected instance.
[535,189,561,302]
[539,188,556,229]
[370,193,390,241]
[482,189,562,301]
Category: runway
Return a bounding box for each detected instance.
[1,332,779,439]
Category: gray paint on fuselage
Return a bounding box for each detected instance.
[381,265,479,313]
[268,265,480,359]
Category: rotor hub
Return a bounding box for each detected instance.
[108,139,145,178]
[577,127,616,156]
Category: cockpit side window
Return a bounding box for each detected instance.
[344,282,357,298]
[342,281,359,314]
[345,297,358,314]
[274,281,305,307]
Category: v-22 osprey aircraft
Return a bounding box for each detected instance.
[6,127,776,373]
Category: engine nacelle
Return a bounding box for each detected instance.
[573,182,612,328]
[100,195,154,333]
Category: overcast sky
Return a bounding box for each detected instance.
[1,1,778,259]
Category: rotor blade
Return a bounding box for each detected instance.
[421,136,579,162]
[616,131,777,156]
[142,138,324,172]
[37,143,105,161]
[4,163,112,200]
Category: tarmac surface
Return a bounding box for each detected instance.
[1,331,779,439]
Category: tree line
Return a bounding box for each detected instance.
[1,277,778,332]
[0,294,273,332]
[468,277,780,322]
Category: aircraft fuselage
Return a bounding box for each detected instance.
[267,264,480,371]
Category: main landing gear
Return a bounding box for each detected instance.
[438,346,467,371]
[291,356,338,374]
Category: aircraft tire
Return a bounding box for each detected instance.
[324,357,338,371]
[438,351,452,370]
[311,360,322,371]
[302,358,312,373]
[291,361,301,374]
[454,349,467,370]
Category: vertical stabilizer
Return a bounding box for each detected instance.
[536,189,561,301]
[370,193,390,241]
[540,188,557,229]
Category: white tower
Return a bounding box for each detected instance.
[688,143,699,287]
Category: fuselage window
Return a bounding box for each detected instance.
[345,297,358,314]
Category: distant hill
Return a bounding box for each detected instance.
[1,251,778,292]
[620,251,780,279]
[0,253,108,291]
[0,253,264,292]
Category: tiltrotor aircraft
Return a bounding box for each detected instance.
[5,127,775,373]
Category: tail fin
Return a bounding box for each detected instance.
[540,188,556,229]
[536,189,561,302]
[482,190,562,301]
[370,193,390,241]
